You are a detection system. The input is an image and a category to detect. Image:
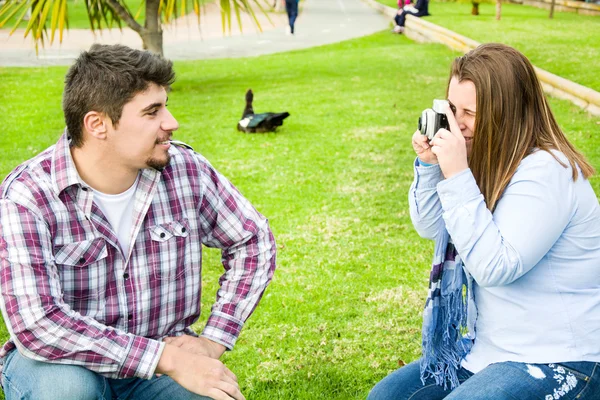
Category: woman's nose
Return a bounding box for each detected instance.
[455,112,467,131]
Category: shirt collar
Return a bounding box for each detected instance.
[50,129,163,196]
[51,130,86,194]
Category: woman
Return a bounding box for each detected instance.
[369,43,600,399]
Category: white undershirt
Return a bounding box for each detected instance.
[91,175,139,257]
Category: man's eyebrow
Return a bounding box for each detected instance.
[141,102,163,113]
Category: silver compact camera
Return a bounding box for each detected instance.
[418,99,450,141]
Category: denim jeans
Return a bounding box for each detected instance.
[285,0,298,32]
[368,358,600,400]
[394,10,419,27]
[1,350,212,400]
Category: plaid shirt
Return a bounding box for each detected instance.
[0,133,276,379]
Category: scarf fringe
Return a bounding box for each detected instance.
[420,285,472,390]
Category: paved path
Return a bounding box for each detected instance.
[0,0,389,67]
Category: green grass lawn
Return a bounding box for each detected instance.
[0,31,599,399]
[380,0,600,91]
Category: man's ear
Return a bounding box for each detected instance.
[82,111,109,140]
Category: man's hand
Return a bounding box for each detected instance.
[429,105,469,178]
[412,130,438,165]
[157,343,244,400]
[163,335,226,359]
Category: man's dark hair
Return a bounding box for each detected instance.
[63,44,176,147]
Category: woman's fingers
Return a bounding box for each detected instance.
[444,104,462,138]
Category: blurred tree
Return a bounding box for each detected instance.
[549,0,556,18]
[0,0,269,55]
[465,0,499,17]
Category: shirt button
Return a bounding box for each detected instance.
[128,315,133,321]
[160,233,166,238]
[181,228,187,233]
[123,273,129,279]
[81,187,89,192]
[79,257,86,264]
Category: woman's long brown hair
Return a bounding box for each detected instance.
[449,43,595,212]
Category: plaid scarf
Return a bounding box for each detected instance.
[420,229,477,389]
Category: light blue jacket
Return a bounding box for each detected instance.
[409,150,600,372]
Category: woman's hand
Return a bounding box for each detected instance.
[412,130,438,165]
[430,105,469,178]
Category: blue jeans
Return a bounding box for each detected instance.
[368,358,600,400]
[285,0,298,33]
[1,350,212,400]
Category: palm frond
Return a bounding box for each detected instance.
[0,1,28,27]
[57,0,66,41]
[220,0,272,34]
[36,0,53,39]
[85,0,130,31]
[49,0,63,43]
[0,0,68,51]
[24,0,48,38]
[158,0,172,22]
[134,0,144,19]
[220,0,231,34]
[192,0,200,23]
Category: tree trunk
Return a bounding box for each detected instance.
[144,0,164,55]
[549,0,556,18]
[496,0,501,20]
[471,2,480,15]
[141,31,164,55]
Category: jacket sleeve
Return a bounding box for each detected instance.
[408,158,446,240]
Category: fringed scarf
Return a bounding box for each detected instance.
[420,229,477,390]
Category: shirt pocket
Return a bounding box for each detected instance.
[147,219,191,280]
[54,237,109,313]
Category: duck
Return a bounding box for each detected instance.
[237,89,290,133]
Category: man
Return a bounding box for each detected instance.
[285,0,299,35]
[0,44,276,400]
